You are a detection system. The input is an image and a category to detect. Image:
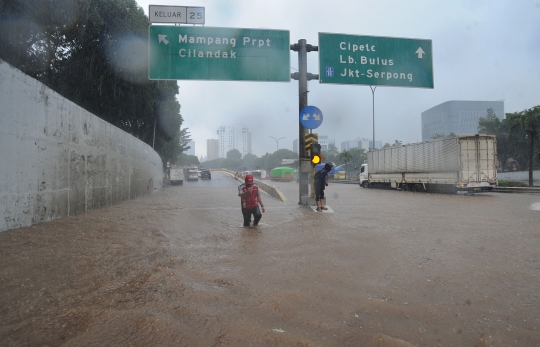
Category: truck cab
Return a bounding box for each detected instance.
[359,163,369,188]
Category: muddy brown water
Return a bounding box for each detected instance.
[1,172,539,346]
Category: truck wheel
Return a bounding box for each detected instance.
[412,184,424,193]
[401,184,409,192]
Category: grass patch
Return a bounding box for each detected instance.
[497,180,529,187]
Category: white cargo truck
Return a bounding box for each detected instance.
[359,134,497,193]
[169,166,184,185]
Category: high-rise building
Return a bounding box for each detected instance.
[318,135,335,152]
[185,140,195,156]
[207,139,219,161]
[421,100,504,141]
[341,138,381,151]
[217,125,252,158]
[293,138,299,154]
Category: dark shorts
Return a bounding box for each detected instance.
[314,183,325,201]
[242,206,262,227]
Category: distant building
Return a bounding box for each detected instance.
[318,135,335,152]
[293,139,299,154]
[341,138,381,151]
[421,100,504,141]
[185,140,195,156]
[217,125,252,158]
[207,139,219,161]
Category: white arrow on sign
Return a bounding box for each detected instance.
[302,114,310,120]
[312,113,321,121]
[158,34,169,45]
[415,47,425,58]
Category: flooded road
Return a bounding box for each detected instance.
[1,172,539,346]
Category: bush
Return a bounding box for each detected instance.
[497,180,529,187]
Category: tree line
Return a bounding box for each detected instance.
[200,145,368,178]
[197,105,540,186]
[430,106,540,186]
[478,106,540,186]
[0,0,190,164]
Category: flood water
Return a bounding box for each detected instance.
[1,172,539,346]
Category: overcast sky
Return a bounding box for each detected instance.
[135,0,540,158]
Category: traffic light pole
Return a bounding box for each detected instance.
[291,39,318,205]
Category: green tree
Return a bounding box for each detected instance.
[322,143,339,164]
[226,149,242,160]
[242,153,258,169]
[202,157,225,170]
[430,132,457,140]
[349,147,367,171]
[178,127,192,154]
[479,108,529,171]
[508,106,540,186]
[0,0,187,161]
[178,154,199,167]
[255,149,297,172]
[382,140,403,149]
[478,107,511,167]
[339,150,352,179]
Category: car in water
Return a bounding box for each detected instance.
[187,168,199,181]
[201,169,211,180]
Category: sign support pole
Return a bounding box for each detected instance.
[152,117,156,149]
[370,86,376,149]
[291,40,318,205]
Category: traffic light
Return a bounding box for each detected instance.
[310,143,322,165]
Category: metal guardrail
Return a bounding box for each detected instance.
[330,180,360,185]
[332,180,540,193]
[214,173,540,193]
[492,186,540,194]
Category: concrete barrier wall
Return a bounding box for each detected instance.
[0,60,163,232]
[497,170,539,182]
[216,170,286,202]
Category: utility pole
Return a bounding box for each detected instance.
[291,39,319,205]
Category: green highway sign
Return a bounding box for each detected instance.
[318,33,433,88]
[149,26,290,81]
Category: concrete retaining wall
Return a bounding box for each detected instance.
[217,170,286,202]
[497,170,539,182]
[0,60,163,232]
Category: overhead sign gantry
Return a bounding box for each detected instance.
[148,26,290,82]
[318,33,433,89]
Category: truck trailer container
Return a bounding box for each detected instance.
[169,166,184,185]
[359,134,497,193]
[270,167,295,181]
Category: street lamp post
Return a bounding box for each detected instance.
[370,85,376,150]
[269,136,285,152]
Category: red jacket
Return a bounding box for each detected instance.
[239,184,259,209]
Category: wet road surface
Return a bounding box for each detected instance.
[1,172,540,346]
